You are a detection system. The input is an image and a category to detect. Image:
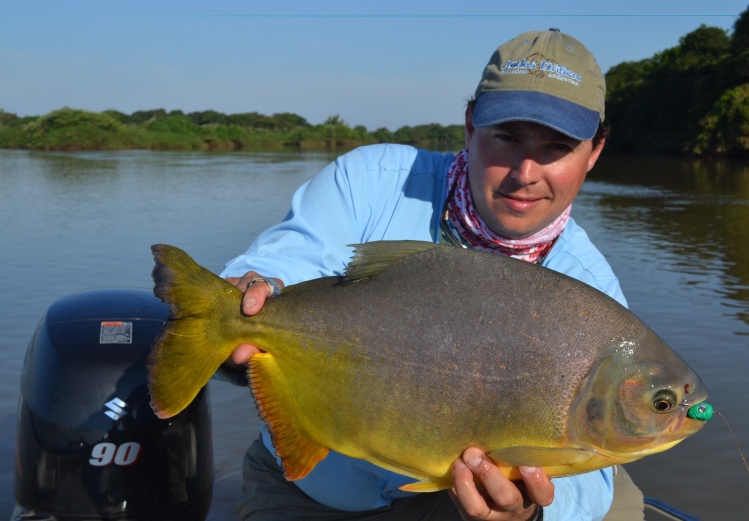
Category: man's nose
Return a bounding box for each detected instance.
[510,156,541,185]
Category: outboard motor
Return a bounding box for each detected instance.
[12,288,213,521]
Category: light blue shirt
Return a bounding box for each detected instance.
[222,144,625,520]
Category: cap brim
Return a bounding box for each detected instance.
[472,90,600,141]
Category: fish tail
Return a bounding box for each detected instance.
[148,244,245,419]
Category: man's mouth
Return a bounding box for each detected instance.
[500,192,544,211]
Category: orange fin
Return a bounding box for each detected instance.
[399,479,453,493]
[249,352,329,480]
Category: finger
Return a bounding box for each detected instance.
[518,466,554,508]
[241,282,268,315]
[227,271,276,316]
[226,273,261,312]
[231,343,261,365]
[450,448,520,520]
[464,448,522,511]
[450,457,488,520]
[225,276,242,286]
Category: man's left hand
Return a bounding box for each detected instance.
[450,447,554,520]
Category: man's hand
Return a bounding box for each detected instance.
[225,271,284,366]
[450,448,554,520]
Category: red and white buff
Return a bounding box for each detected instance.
[442,149,570,264]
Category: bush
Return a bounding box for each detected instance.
[22,108,138,150]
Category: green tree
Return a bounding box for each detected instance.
[693,84,749,155]
[372,127,394,143]
[605,21,734,154]
[0,109,24,147]
[130,109,168,124]
[731,7,749,51]
[23,107,137,150]
[271,112,310,130]
[677,25,730,70]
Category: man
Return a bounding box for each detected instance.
[221,28,642,520]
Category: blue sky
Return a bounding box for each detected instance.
[2,1,748,130]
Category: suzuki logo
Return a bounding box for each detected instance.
[104,397,128,420]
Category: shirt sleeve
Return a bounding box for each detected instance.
[544,467,615,521]
[220,148,369,285]
[220,144,445,285]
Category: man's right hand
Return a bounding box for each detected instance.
[225,271,285,366]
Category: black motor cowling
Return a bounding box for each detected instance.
[13,288,213,521]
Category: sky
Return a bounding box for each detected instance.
[2,1,749,130]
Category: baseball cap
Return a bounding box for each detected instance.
[472,28,605,141]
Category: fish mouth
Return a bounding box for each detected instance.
[669,402,710,435]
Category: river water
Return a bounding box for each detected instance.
[0,149,747,520]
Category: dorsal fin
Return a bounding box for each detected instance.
[338,240,445,285]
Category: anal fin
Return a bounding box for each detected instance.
[249,352,329,480]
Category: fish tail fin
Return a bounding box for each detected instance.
[148,244,244,418]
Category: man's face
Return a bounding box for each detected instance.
[464,111,605,239]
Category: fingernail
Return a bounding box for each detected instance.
[465,451,482,468]
[242,297,257,313]
[519,466,538,475]
[453,458,467,471]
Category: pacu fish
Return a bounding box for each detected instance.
[147,241,709,491]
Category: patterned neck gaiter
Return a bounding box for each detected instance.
[441,149,570,264]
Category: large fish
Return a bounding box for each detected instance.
[147,241,710,492]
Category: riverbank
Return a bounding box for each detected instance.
[0,108,465,152]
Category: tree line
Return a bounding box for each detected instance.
[0,107,464,152]
[4,5,749,156]
[605,5,749,155]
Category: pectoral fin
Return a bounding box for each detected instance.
[250,352,329,480]
[488,446,593,467]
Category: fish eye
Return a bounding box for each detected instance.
[653,390,678,413]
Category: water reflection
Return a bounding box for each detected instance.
[597,154,749,195]
[32,150,122,181]
[590,154,749,327]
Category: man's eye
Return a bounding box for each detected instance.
[493,133,514,142]
[549,143,572,152]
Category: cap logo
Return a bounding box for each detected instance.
[500,51,582,86]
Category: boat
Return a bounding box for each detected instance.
[643,497,701,521]
[11,288,212,521]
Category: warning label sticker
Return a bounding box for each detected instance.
[100,321,133,344]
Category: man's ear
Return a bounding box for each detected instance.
[464,105,475,148]
[586,138,606,173]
